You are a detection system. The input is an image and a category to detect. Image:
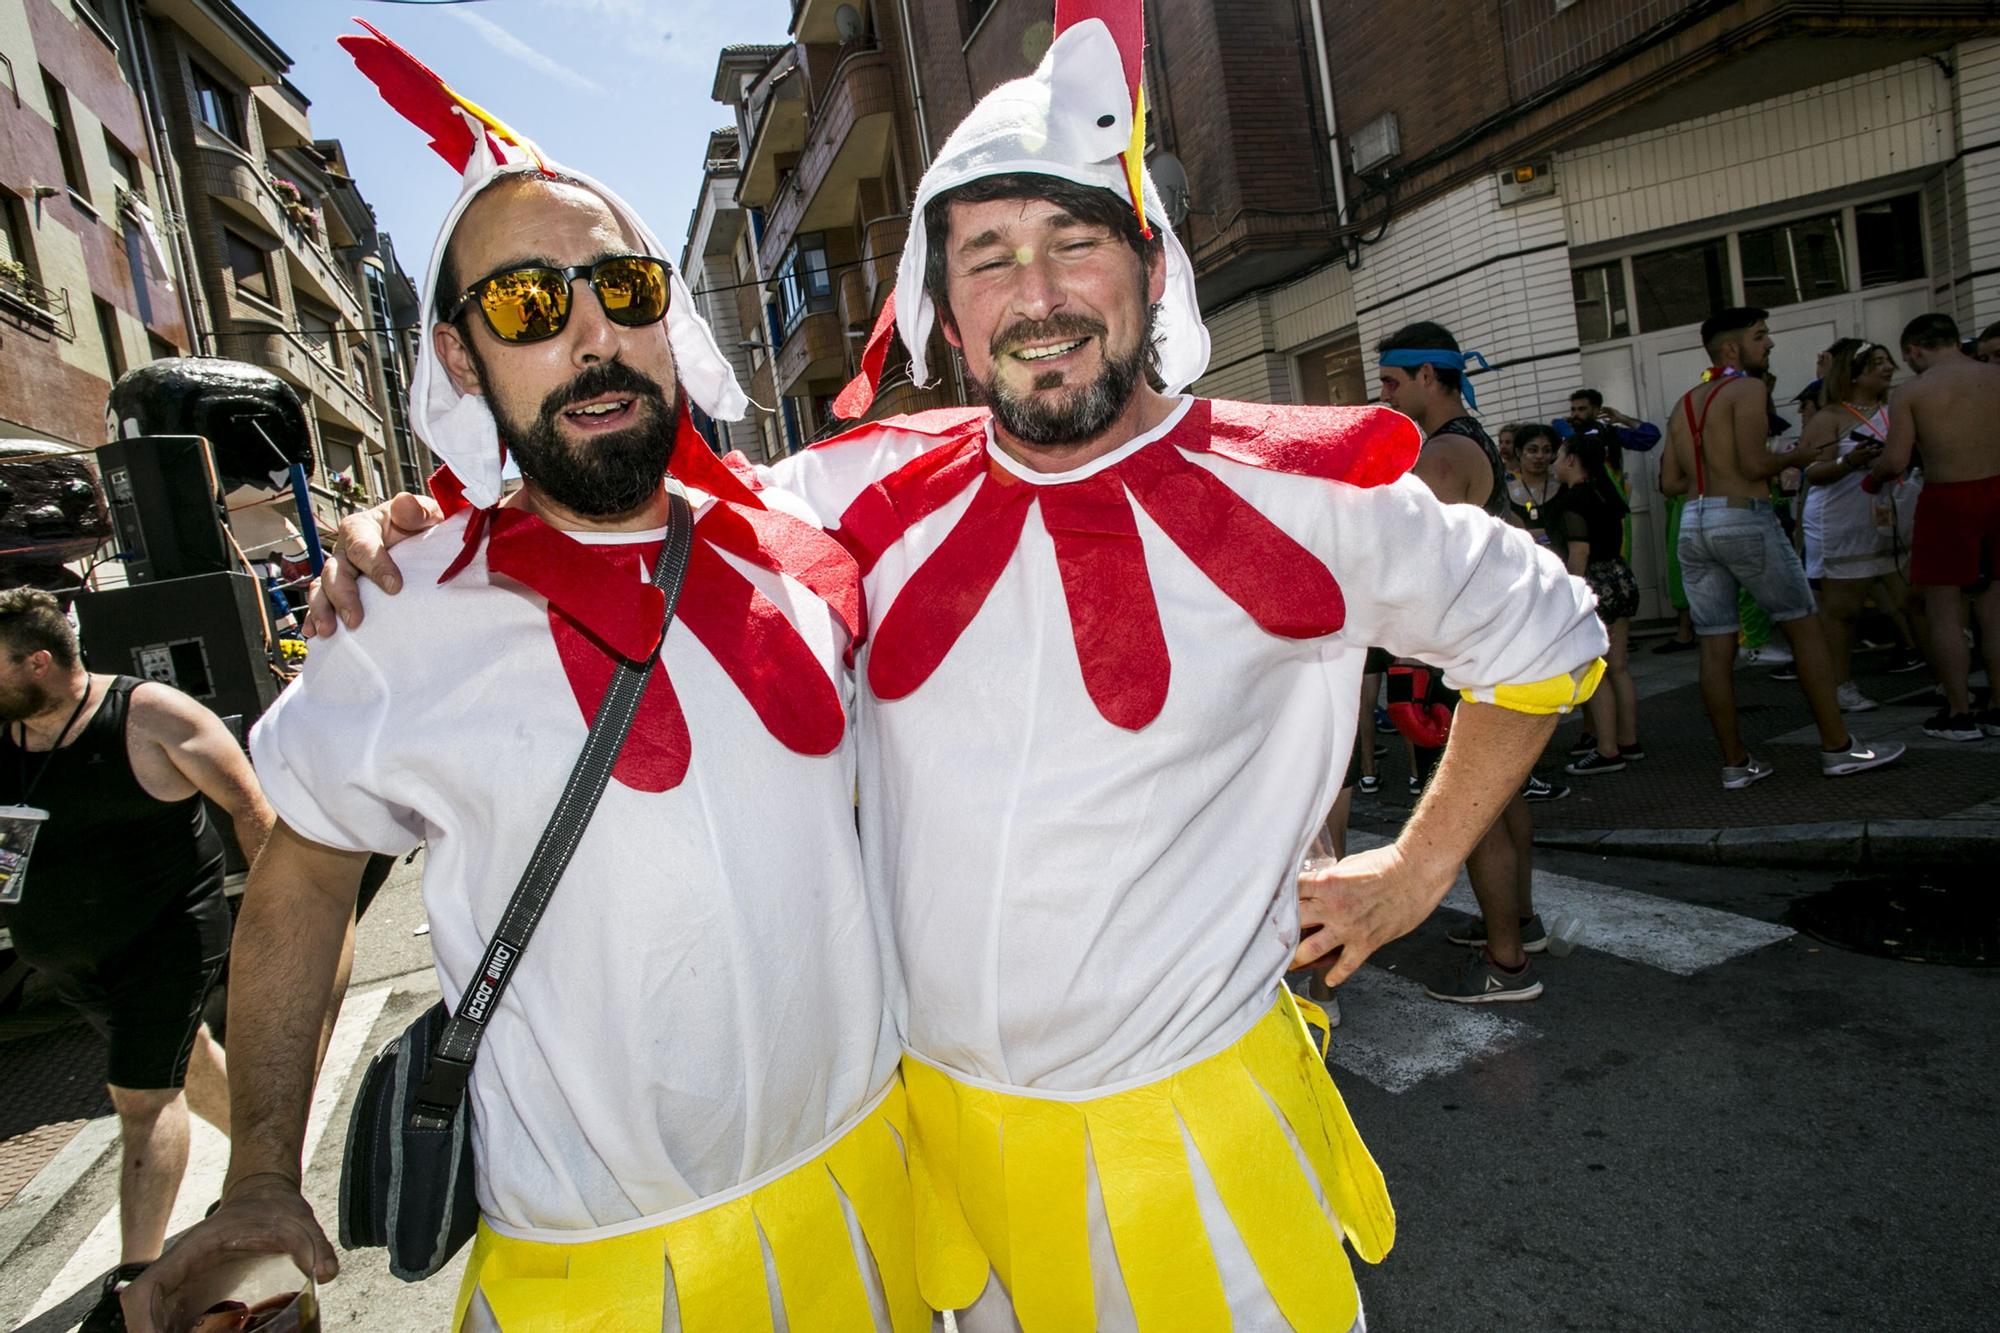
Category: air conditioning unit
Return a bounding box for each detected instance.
[1350,113,1400,174]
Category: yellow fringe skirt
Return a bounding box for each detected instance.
[452,1080,925,1333]
[902,992,1394,1333]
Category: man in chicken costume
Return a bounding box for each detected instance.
[125,23,919,1333]
[311,6,1608,1330]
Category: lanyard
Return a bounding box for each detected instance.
[12,679,93,806]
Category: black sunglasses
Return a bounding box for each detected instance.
[447,255,672,344]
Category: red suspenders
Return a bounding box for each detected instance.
[1680,371,1739,498]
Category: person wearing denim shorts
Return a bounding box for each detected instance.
[1659,308,1905,788]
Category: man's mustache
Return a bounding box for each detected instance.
[990,313,1106,359]
[540,361,669,419]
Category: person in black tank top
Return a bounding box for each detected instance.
[0,588,275,1294]
[1375,320,1561,1005]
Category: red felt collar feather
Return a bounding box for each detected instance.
[831,398,1420,730]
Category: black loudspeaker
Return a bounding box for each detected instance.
[72,571,278,729]
[93,435,230,584]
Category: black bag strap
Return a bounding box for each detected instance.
[410,486,693,1129]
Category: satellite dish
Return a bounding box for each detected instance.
[1150,152,1190,228]
[834,4,863,42]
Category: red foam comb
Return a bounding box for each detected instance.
[833,291,899,421]
[338,19,503,172]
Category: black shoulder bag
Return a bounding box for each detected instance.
[338,488,693,1281]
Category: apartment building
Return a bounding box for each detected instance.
[1181,0,2000,620]
[682,118,787,461]
[0,0,193,451]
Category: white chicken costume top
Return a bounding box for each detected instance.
[691,394,1607,1331]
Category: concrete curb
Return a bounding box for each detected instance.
[0,1116,117,1270]
[1535,819,2000,867]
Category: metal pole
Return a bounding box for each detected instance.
[289,463,325,575]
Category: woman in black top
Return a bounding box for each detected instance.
[1504,424,1560,545]
[1552,429,1642,774]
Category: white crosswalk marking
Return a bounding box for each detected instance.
[1308,969,1538,1094]
[26,983,392,1324]
[1320,832,1795,1092]
[1437,873,1794,976]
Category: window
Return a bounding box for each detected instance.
[1295,334,1367,406]
[1856,194,1924,287]
[1631,237,1730,334]
[298,301,340,368]
[41,72,87,197]
[104,132,142,201]
[148,333,177,362]
[224,227,274,302]
[1738,212,1845,309]
[95,299,126,380]
[1572,261,1630,345]
[0,195,36,283]
[773,236,832,336]
[192,64,241,142]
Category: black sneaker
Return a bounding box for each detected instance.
[1447,913,1549,953]
[1522,774,1569,801]
[1408,774,1422,795]
[1357,774,1381,795]
[1567,732,1598,757]
[1652,637,1698,655]
[79,1262,148,1333]
[1886,652,1929,673]
[1424,949,1543,1003]
[1923,709,1984,742]
[1565,749,1626,775]
[1623,741,1646,760]
[1770,664,1799,682]
[1980,709,2000,739]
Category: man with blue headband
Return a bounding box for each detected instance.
[1375,321,1556,1003]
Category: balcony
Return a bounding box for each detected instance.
[860,213,906,312]
[774,308,845,395]
[222,326,384,439]
[757,49,898,278]
[740,51,806,207]
[0,267,74,339]
[198,143,364,320]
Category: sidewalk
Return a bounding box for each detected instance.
[1350,635,1998,868]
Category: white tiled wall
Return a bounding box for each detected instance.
[1558,58,1952,249]
[1190,290,1294,403]
[1350,177,1582,428]
[1948,39,2000,331]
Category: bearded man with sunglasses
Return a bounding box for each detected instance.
[125,44,919,1327]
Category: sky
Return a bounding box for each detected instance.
[237,0,793,284]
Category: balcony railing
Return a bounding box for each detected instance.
[0,267,74,338]
[757,48,896,278]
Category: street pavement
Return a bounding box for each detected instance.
[5,837,1995,1329]
[1351,634,1997,866]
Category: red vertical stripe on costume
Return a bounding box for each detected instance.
[1040,473,1169,730]
[868,477,1035,701]
[1121,443,1345,639]
[548,598,691,794]
[677,541,846,757]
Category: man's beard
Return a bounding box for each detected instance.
[0,677,53,725]
[970,306,1154,448]
[472,352,677,519]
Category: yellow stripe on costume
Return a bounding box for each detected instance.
[455,1085,916,1333]
[899,995,1395,1332]
[1086,1089,1229,1331]
[1460,656,1606,715]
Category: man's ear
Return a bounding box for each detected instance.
[1145,243,1166,307]
[433,319,484,398]
[939,309,963,352]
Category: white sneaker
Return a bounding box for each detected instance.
[1737,643,1794,666]
[1836,681,1878,713]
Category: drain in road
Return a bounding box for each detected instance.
[1790,873,1999,966]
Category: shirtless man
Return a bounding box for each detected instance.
[1376,321,1550,1002]
[1881,312,2000,739]
[1659,307,1905,786]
